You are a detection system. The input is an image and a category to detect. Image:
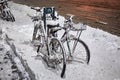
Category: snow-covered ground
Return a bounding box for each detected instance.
[0,1,120,80]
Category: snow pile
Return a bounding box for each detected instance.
[0,33,31,80]
[0,1,120,80]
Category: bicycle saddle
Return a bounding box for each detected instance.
[46,20,59,28]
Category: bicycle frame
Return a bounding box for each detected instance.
[61,22,85,56]
[30,7,54,56]
[72,28,83,54]
[31,7,67,77]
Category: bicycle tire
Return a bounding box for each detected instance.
[63,38,90,64]
[32,25,40,41]
[10,14,15,22]
[49,38,66,78]
[8,11,15,22]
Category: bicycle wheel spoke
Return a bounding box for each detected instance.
[72,57,87,64]
[63,38,90,64]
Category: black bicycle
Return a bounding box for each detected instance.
[0,0,15,22]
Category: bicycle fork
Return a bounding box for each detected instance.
[61,30,72,57]
[64,30,72,57]
[72,30,82,53]
[66,36,72,57]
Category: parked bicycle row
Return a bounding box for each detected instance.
[0,1,90,78]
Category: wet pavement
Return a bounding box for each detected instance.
[12,0,120,36]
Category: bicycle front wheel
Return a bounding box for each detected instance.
[49,38,66,78]
[63,38,90,64]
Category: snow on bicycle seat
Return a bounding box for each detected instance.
[46,20,59,28]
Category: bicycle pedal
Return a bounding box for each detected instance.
[48,62,56,69]
[66,56,73,63]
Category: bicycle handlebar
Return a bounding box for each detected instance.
[31,7,42,12]
[66,14,74,22]
[64,14,86,31]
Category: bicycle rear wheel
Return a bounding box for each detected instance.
[49,38,66,78]
[9,13,15,22]
[6,11,15,22]
[63,38,90,64]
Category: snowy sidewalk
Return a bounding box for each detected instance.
[0,1,120,80]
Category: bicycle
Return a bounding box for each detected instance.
[60,14,90,64]
[30,7,66,78]
[0,0,15,22]
[28,7,43,42]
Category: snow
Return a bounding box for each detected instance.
[0,1,120,80]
